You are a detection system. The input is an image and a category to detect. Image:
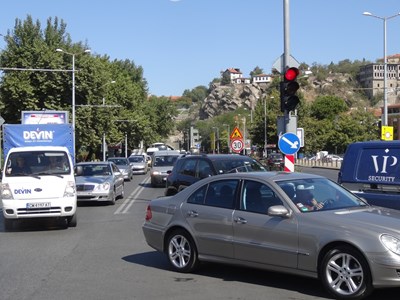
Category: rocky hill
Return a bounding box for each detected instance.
[167,72,371,148]
[198,73,367,120]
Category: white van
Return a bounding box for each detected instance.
[1,146,78,230]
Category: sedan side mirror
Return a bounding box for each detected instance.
[268,205,292,218]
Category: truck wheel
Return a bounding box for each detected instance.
[4,218,15,231]
[67,214,77,227]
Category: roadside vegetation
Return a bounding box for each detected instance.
[0,16,379,158]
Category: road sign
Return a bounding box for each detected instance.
[230,127,243,139]
[381,126,393,141]
[230,138,244,153]
[278,132,300,155]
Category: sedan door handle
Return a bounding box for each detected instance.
[234,217,247,224]
[187,210,199,217]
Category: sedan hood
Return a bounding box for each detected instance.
[312,206,400,235]
[152,166,173,173]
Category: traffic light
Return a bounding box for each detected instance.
[280,67,300,112]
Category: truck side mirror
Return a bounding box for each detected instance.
[75,166,83,176]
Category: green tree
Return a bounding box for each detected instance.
[310,95,348,120]
[0,15,177,160]
[250,66,264,78]
[182,85,209,102]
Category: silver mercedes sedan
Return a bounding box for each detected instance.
[75,161,124,205]
[142,171,400,299]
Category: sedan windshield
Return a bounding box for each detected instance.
[277,178,367,212]
[77,164,111,177]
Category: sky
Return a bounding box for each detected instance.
[1,0,400,96]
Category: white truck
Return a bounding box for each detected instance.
[1,124,79,230]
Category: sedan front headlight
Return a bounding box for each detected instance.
[94,182,111,192]
[380,234,400,255]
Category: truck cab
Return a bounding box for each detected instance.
[1,146,78,230]
[338,140,400,210]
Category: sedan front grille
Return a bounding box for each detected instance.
[76,184,95,192]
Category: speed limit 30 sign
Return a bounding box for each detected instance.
[230,138,244,153]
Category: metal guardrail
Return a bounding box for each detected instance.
[296,158,342,169]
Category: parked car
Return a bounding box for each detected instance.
[265,152,284,170]
[143,171,400,299]
[107,157,133,181]
[165,154,266,196]
[128,155,148,175]
[326,154,343,162]
[75,161,124,205]
[150,150,181,187]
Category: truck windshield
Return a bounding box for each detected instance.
[5,151,71,177]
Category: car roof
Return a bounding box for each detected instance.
[180,154,257,161]
[76,161,112,166]
[153,150,181,156]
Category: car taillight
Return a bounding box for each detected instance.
[145,205,152,221]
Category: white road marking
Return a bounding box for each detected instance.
[114,177,150,215]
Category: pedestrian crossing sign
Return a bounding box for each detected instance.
[230,126,243,139]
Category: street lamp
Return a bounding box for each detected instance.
[363,11,400,126]
[56,48,91,162]
[101,81,116,161]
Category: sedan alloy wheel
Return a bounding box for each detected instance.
[167,230,198,273]
[320,246,372,299]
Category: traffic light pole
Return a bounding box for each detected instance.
[283,0,290,134]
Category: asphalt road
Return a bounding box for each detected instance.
[1,169,399,300]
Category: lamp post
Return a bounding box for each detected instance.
[56,48,91,162]
[101,81,116,161]
[363,11,400,126]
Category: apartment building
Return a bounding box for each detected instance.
[358,54,400,103]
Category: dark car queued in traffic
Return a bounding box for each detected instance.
[265,152,284,171]
[165,153,266,196]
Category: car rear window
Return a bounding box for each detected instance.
[212,158,266,173]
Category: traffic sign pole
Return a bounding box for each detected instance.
[284,154,295,172]
[278,132,300,173]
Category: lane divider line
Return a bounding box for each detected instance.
[114,177,151,215]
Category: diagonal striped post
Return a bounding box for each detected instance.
[284,154,295,172]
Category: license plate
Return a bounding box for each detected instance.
[26,202,51,209]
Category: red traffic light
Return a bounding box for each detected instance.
[284,67,300,81]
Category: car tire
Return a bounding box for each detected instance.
[109,190,116,205]
[319,245,372,299]
[166,229,198,273]
[119,184,125,199]
[67,213,77,227]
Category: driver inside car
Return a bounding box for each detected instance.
[295,185,324,212]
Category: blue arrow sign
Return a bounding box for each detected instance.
[278,132,300,155]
